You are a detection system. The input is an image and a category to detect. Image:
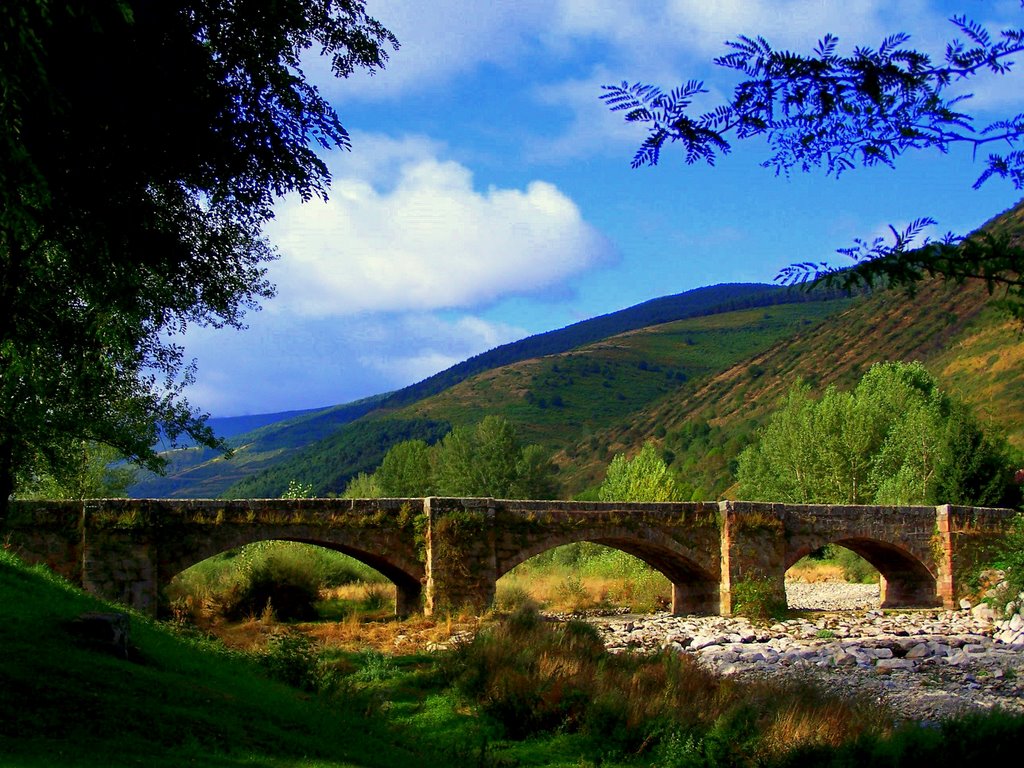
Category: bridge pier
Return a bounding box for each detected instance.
[718,502,787,615]
[80,506,161,615]
[671,580,719,615]
[395,582,423,617]
[422,497,498,615]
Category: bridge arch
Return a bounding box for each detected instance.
[785,535,938,608]
[495,526,720,615]
[159,529,425,616]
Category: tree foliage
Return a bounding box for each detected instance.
[375,439,434,497]
[15,441,136,500]
[736,362,1017,506]
[343,416,558,500]
[602,7,1024,307]
[0,1,397,513]
[598,442,682,502]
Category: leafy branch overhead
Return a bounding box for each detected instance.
[602,6,1024,299]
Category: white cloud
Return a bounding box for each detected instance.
[318,1,925,101]
[264,135,615,316]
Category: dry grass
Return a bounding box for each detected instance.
[497,570,671,613]
[446,606,892,753]
[786,560,847,583]
[180,580,482,655]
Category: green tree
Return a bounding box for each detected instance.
[0,1,397,515]
[432,425,479,497]
[598,442,681,502]
[375,439,433,497]
[341,472,382,500]
[16,441,136,500]
[513,444,559,500]
[431,416,558,498]
[602,9,1024,309]
[736,362,1016,506]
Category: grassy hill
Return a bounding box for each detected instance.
[226,298,854,497]
[0,550,441,768]
[131,283,844,498]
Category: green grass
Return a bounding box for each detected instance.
[6,548,1024,768]
[0,550,429,768]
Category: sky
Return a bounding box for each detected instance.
[181,0,1024,417]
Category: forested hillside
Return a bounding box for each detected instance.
[554,278,1007,498]
[225,299,853,497]
[130,282,844,498]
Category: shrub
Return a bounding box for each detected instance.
[222,550,322,621]
[835,547,879,584]
[257,631,336,692]
[994,513,1024,606]
[731,577,787,621]
[358,583,392,613]
[167,541,388,623]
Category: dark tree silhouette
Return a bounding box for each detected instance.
[0,1,397,514]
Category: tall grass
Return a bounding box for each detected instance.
[441,604,889,761]
[499,543,671,613]
[167,540,388,622]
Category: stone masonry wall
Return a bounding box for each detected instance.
[2,498,1017,617]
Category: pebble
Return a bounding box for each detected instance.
[581,582,1024,723]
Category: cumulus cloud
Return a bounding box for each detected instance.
[264,136,614,316]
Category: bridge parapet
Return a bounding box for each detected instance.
[2,498,1017,617]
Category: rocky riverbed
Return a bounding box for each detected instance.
[585,582,1024,723]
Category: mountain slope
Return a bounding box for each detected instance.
[131,282,842,498]
[225,298,854,497]
[553,278,1004,497]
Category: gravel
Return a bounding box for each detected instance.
[580,581,1024,724]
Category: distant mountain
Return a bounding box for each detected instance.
[224,298,853,497]
[130,282,844,498]
[160,408,321,448]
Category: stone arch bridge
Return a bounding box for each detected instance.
[1,497,1014,617]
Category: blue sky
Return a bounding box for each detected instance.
[182,0,1024,417]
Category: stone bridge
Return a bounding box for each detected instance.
[1,497,1014,617]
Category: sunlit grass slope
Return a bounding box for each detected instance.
[555,279,1000,496]
[0,550,440,768]
[226,299,851,497]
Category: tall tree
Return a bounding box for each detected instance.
[375,439,433,497]
[736,362,1017,506]
[598,442,682,502]
[602,7,1024,308]
[354,417,559,499]
[0,1,397,515]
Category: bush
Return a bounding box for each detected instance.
[257,631,336,692]
[167,541,389,622]
[835,548,879,584]
[222,552,322,621]
[732,577,787,621]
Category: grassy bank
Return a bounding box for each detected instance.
[5,548,1023,767]
[0,549,431,768]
